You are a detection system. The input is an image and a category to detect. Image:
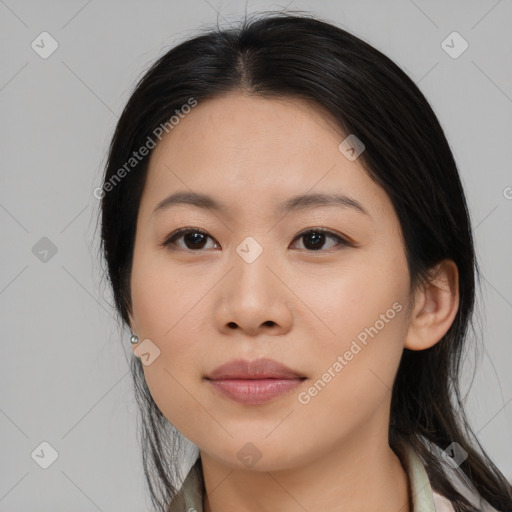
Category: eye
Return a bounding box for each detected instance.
[290,228,351,251]
[161,228,219,251]
[161,227,352,252]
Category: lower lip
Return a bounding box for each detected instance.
[206,378,304,405]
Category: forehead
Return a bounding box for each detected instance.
[140,93,391,221]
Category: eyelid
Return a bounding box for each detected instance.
[291,228,354,250]
[160,227,355,251]
[160,227,216,249]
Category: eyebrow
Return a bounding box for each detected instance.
[152,191,369,217]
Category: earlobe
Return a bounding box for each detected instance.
[405,260,459,351]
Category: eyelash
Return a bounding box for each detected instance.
[160,227,353,252]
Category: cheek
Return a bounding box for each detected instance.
[130,242,192,336]
[141,363,210,451]
[294,247,410,412]
[130,248,213,434]
[296,246,410,348]
[133,304,207,439]
[294,304,408,449]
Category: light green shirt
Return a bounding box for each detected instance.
[167,440,496,512]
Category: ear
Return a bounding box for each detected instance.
[405,259,459,351]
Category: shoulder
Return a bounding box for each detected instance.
[167,457,204,512]
[432,490,456,512]
[404,439,500,512]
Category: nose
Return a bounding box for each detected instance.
[213,245,293,337]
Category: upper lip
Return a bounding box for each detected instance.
[206,358,306,380]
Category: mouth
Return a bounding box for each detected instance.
[206,378,305,405]
[204,358,307,405]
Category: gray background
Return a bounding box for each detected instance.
[1,0,511,510]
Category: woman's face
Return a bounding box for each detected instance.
[129,92,415,470]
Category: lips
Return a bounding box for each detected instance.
[205,358,306,380]
[205,358,306,405]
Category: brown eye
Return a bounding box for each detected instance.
[291,229,351,251]
[162,228,218,251]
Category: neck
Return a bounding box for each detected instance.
[200,436,411,512]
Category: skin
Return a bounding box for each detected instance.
[129,92,459,512]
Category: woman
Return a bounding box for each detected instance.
[98,11,512,512]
